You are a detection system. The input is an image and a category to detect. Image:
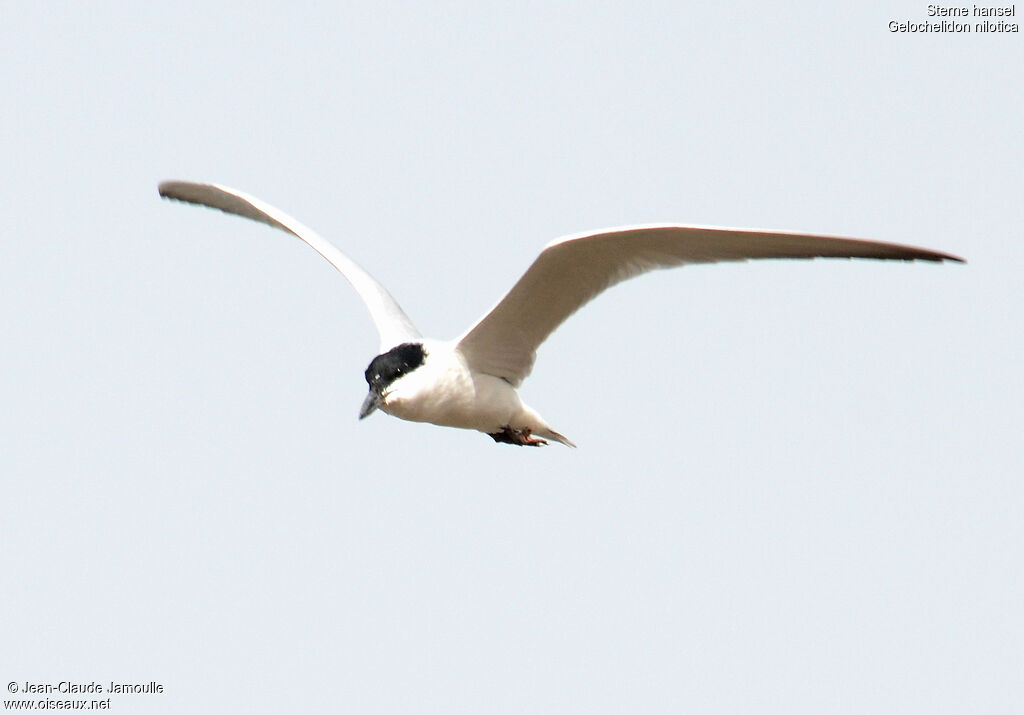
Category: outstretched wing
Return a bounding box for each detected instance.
[158,181,421,351]
[456,224,963,387]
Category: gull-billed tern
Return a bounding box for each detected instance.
[160,181,962,447]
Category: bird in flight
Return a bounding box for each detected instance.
[159,181,962,447]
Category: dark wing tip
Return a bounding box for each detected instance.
[157,180,282,232]
[909,249,966,264]
[836,241,966,265]
[817,237,966,264]
[158,180,213,203]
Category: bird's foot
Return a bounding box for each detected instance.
[519,432,548,447]
[489,426,548,447]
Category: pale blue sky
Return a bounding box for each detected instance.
[2,2,1021,712]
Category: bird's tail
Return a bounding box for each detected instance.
[537,427,576,448]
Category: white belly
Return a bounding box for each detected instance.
[380,343,522,433]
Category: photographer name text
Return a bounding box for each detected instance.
[14,681,163,695]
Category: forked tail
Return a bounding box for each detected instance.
[537,427,576,448]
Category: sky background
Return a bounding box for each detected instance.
[2,1,1021,712]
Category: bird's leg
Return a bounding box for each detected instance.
[489,428,517,445]
[488,426,547,447]
[517,430,548,447]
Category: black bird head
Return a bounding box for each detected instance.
[359,342,427,419]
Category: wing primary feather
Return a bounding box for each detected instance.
[158,181,420,351]
[456,224,963,386]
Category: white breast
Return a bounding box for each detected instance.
[380,341,523,433]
